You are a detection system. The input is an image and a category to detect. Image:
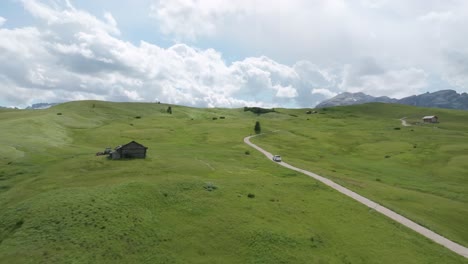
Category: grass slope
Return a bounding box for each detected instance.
[253,103,468,248]
[0,101,466,263]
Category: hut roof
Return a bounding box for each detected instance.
[115,141,148,150]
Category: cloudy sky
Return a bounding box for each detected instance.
[1,0,468,108]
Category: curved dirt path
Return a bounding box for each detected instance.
[244,134,468,259]
[400,117,411,126]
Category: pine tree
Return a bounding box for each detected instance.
[254,121,261,134]
[167,106,172,114]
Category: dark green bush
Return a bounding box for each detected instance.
[204,182,218,192]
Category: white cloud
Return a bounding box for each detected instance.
[2,0,468,108]
[21,0,120,35]
[149,0,468,97]
[1,0,339,108]
[360,0,388,9]
[311,88,338,99]
[150,0,257,40]
[418,11,457,23]
[0,16,6,27]
[122,90,143,101]
[275,85,298,98]
[340,65,428,98]
[103,12,117,28]
[442,51,468,89]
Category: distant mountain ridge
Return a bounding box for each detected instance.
[26,103,58,109]
[316,92,397,108]
[316,90,468,110]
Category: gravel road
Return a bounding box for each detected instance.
[244,134,468,259]
[400,117,411,126]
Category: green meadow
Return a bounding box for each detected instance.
[254,103,468,248]
[0,101,467,263]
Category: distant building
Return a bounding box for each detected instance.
[422,115,438,123]
[111,141,148,160]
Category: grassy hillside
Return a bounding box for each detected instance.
[0,101,466,263]
[253,103,468,248]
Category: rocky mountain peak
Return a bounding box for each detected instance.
[316,90,468,110]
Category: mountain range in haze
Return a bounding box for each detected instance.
[25,103,58,109]
[2,90,467,111]
[316,90,468,110]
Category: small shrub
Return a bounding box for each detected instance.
[204,182,218,192]
[375,178,381,182]
[385,155,391,158]
[310,234,323,248]
[245,150,250,155]
[220,116,225,119]
[394,127,401,130]
[135,116,141,119]
[247,193,255,198]
[57,113,62,115]
[15,220,24,228]
[212,117,218,120]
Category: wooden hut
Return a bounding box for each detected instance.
[111,141,148,160]
[422,115,438,123]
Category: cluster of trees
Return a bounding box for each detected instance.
[244,107,275,114]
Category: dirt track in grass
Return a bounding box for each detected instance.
[244,134,468,259]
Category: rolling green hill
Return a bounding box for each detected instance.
[254,103,468,247]
[0,101,467,263]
